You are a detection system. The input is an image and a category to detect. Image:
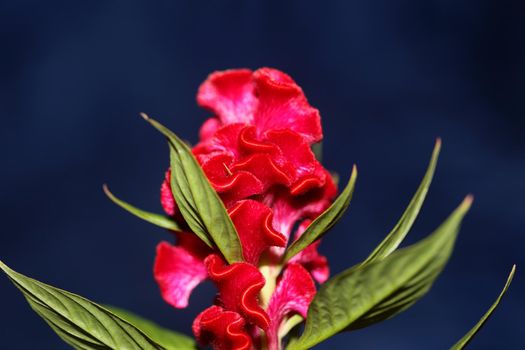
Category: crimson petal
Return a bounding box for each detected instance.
[228,200,286,264]
[193,305,252,350]
[154,238,210,308]
[205,254,270,330]
[266,263,316,350]
[238,126,279,154]
[197,69,257,125]
[253,68,322,144]
[193,123,245,161]
[264,129,316,179]
[230,153,292,190]
[268,170,337,241]
[200,154,264,202]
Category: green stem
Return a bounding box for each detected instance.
[259,262,282,308]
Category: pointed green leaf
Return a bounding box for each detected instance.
[450,264,516,350]
[0,260,163,350]
[143,114,243,263]
[287,196,472,350]
[103,185,182,232]
[362,139,441,265]
[283,165,358,262]
[106,306,197,350]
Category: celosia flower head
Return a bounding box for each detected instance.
[154,68,337,350]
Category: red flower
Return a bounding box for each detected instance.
[154,68,337,350]
[197,68,322,143]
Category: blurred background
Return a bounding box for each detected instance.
[0,1,523,349]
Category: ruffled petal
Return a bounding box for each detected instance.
[228,200,286,264]
[264,129,320,193]
[197,68,322,143]
[238,126,279,154]
[290,162,327,196]
[193,305,252,350]
[205,254,270,330]
[268,170,337,241]
[154,237,211,308]
[193,123,244,161]
[253,68,322,144]
[231,154,291,190]
[299,169,338,218]
[200,154,264,202]
[197,69,257,125]
[266,263,316,350]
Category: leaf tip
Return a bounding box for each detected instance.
[503,264,516,291]
[0,259,11,275]
[102,183,114,199]
[139,112,150,121]
[461,194,474,211]
[431,138,442,159]
[509,264,516,279]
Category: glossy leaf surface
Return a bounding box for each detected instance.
[287,196,472,350]
[144,114,243,263]
[0,261,163,350]
[107,306,197,350]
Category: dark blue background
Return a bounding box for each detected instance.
[0,1,523,349]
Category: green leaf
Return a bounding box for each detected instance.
[362,139,441,265]
[142,113,243,264]
[287,195,472,350]
[283,165,358,262]
[450,264,516,350]
[103,184,182,232]
[106,306,197,350]
[0,260,163,350]
[311,142,323,162]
